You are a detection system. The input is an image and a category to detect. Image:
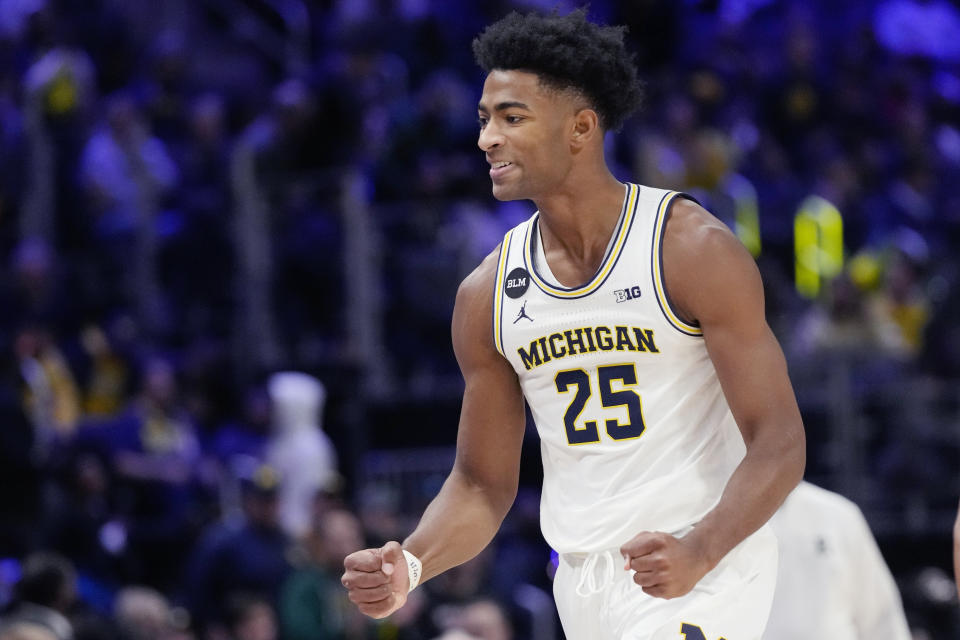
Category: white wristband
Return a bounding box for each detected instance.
[401,549,422,593]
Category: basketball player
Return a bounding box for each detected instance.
[342,10,805,639]
[764,482,911,639]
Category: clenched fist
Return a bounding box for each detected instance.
[620,531,711,600]
[342,541,410,618]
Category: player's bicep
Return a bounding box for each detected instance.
[450,257,526,499]
[665,205,802,444]
[702,263,800,443]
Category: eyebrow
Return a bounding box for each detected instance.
[477,100,531,113]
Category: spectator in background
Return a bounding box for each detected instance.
[220,594,276,640]
[420,550,498,636]
[137,30,192,147]
[231,78,318,374]
[789,271,907,361]
[0,237,77,339]
[78,90,178,333]
[20,27,96,249]
[161,92,233,341]
[265,372,337,541]
[79,92,178,232]
[77,322,131,419]
[278,509,372,640]
[41,453,126,592]
[0,257,80,479]
[183,465,291,634]
[14,322,81,459]
[204,384,272,521]
[763,19,826,159]
[764,481,911,639]
[0,624,56,640]
[0,624,59,640]
[75,355,200,590]
[374,69,478,200]
[430,633,476,640]
[870,229,931,357]
[102,355,199,485]
[205,382,271,477]
[634,90,697,192]
[444,599,513,640]
[113,585,192,640]
[2,552,77,640]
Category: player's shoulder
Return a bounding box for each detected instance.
[452,244,508,362]
[661,196,762,323]
[664,196,744,259]
[456,244,502,307]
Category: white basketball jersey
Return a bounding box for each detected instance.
[492,183,748,553]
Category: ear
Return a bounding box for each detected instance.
[570,108,601,148]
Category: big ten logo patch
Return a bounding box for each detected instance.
[505,267,530,299]
[614,285,642,303]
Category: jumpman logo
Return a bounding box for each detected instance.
[514,301,533,323]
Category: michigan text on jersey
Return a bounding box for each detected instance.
[517,325,659,370]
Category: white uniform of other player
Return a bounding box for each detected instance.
[492,184,778,640]
[764,481,911,640]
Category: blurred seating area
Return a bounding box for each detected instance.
[1,0,960,637]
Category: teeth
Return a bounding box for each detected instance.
[494,162,511,168]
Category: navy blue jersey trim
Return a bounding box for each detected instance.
[498,230,514,353]
[526,184,639,300]
[652,192,703,337]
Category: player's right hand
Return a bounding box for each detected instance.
[342,541,410,619]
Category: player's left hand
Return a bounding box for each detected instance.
[619,531,711,599]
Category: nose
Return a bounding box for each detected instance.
[478,121,503,152]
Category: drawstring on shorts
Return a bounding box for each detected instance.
[574,549,621,597]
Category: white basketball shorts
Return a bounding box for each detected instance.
[553,525,778,640]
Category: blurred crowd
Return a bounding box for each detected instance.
[1,0,960,638]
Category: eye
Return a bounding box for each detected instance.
[506,115,524,124]
[477,116,488,129]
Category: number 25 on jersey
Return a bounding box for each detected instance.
[680,623,725,640]
[554,363,645,445]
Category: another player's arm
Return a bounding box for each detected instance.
[342,248,527,618]
[622,198,805,598]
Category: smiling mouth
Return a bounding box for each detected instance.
[489,161,514,180]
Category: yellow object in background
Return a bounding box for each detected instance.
[795,195,844,299]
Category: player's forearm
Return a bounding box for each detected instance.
[402,466,515,583]
[687,426,805,571]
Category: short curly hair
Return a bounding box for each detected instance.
[472,9,643,131]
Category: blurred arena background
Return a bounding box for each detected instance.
[0,0,959,638]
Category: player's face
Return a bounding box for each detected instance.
[477,70,577,201]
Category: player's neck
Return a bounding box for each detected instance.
[533,166,625,263]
